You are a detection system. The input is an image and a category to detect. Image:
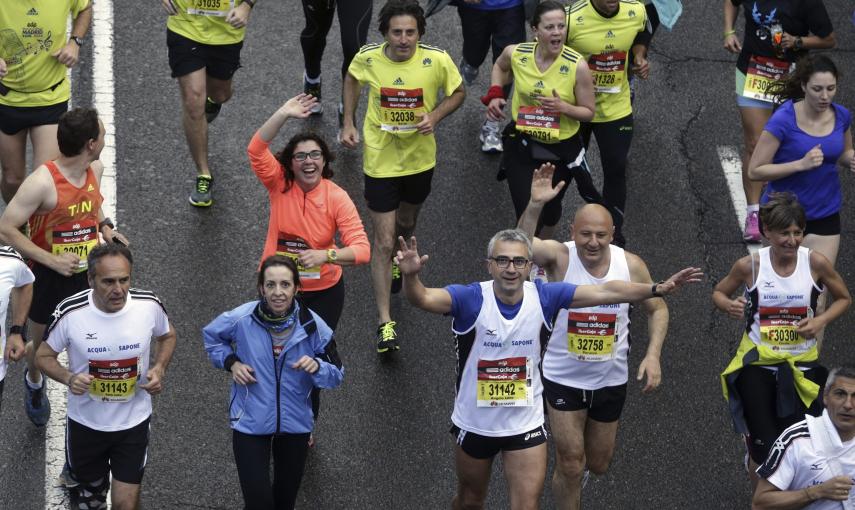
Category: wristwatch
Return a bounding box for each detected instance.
[326,249,338,263]
[70,36,84,47]
[9,325,25,341]
[794,36,804,50]
[98,217,115,233]
[651,281,665,298]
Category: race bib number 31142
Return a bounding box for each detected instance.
[476,357,533,407]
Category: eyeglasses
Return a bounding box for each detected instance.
[489,256,530,269]
[293,150,323,161]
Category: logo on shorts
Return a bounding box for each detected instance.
[422,57,432,66]
[524,430,543,441]
[555,398,565,406]
[393,77,404,86]
[27,8,38,15]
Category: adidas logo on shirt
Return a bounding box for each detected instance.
[393,77,404,86]
[534,80,544,88]
[87,184,95,192]
[27,7,38,15]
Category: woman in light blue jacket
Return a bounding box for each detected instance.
[203,255,343,510]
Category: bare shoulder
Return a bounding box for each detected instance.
[625,251,653,283]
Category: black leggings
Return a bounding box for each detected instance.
[300,278,345,420]
[233,430,311,510]
[579,115,634,245]
[735,364,826,464]
[300,0,373,80]
[457,3,526,67]
[501,130,602,233]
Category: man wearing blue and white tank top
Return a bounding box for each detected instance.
[518,163,673,510]
[395,227,701,510]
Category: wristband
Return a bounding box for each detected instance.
[651,281,665,298]
[98,217,115,232]
[723,29,736,39]
[480,85,505,107]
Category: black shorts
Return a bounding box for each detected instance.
[363,169,434,213]
[543,377,627,423]
[29,263,89,325]
[449,423,547,460]
[166,29,243,80]
[0,101,68,136]
[66,417,150,485]
[805,212,841,236]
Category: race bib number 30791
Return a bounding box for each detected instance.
[476,357,533,407]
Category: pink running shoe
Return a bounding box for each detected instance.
[743,210,761,242]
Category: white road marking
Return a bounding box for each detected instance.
[46,2,116,507]
[718,145,760,255]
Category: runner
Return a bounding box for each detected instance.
[517,163,670,509]
[203,255,343,510]
[484,0,598,240]
[340,0,464,354]
[396,229,701,510]
[248,93,368,426]
[161,0,255,207]
[0,107,128,426]
[299,0,372,123]
[713,193,851,488]
[36,243,177,510]
[451,0,527,153]
[0,0,92,204]
[723,0,835,242]
[0,246,33,415]
[753,367,855,509]
[565,0,652,247]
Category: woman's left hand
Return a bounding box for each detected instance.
[292,355,319,374]
[297,249,328,269]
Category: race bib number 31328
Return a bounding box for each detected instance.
[379,87,425,133]
[588,51,627,94]
[88,357,138,403]
[476,357,533,407]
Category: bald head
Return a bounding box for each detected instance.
[573,204,613,230]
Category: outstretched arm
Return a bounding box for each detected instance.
[571,267,703,308]
[397,236,452,314]
[257,94,318,142]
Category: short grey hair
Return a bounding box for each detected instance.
[825,367,855,393]
[487,229,532,259]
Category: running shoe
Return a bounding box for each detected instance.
[74,478,109,510]
[304,77,323,115]
[24,369,50,427]
[743,210,761,242]
[58,463,80,489]
[480,120,503,154]
[390,261,402,294]
[189,175,213,208]
[376,321,399,353]
[459,59,479,87]
[205,97,222,123]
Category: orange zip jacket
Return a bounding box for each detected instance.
[248,133,370,292]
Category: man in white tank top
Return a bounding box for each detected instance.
[395,227,701,510]
[518,164,672,510]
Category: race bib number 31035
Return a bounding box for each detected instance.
[187,0,234,16]
[476,357,533,407]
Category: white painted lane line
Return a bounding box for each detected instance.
[718,145,760,255]
[46,2,116,507]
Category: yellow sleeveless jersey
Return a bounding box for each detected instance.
[0,0,90,107]
[510,42,582,143]
[565,0,646,122]
[167,0,247,45]
[347,42,462,178]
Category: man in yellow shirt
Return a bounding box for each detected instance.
[341,0,464,354]
[0,0,92,204]
[161,0,254,207]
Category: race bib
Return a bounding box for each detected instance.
[379,87,425,133]
[567,312,617,362]
[759,306,808,352]
[476,357,533,407]
[588,52,627,94]
[186,0,234,16]
[516,106,560,143]
[51,220,98,273]
[276,234,321,279]
[742,55,792,102]
[88,357,138,403]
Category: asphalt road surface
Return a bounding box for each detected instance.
[2,1,855,508]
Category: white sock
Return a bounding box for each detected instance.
[747,204,759,214]
[26,371,43,389]
[304,72,321,85]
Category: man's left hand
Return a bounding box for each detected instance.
[225,2,251,28]
[140,366,164,395]
[53,41,80,68]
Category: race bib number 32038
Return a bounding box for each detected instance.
[379,87,425,133]
[476,357,533,407]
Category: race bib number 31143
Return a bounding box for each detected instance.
[476,357,533,407]
[88,357,139,403]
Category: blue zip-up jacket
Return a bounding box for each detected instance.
[203,300,343,435]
